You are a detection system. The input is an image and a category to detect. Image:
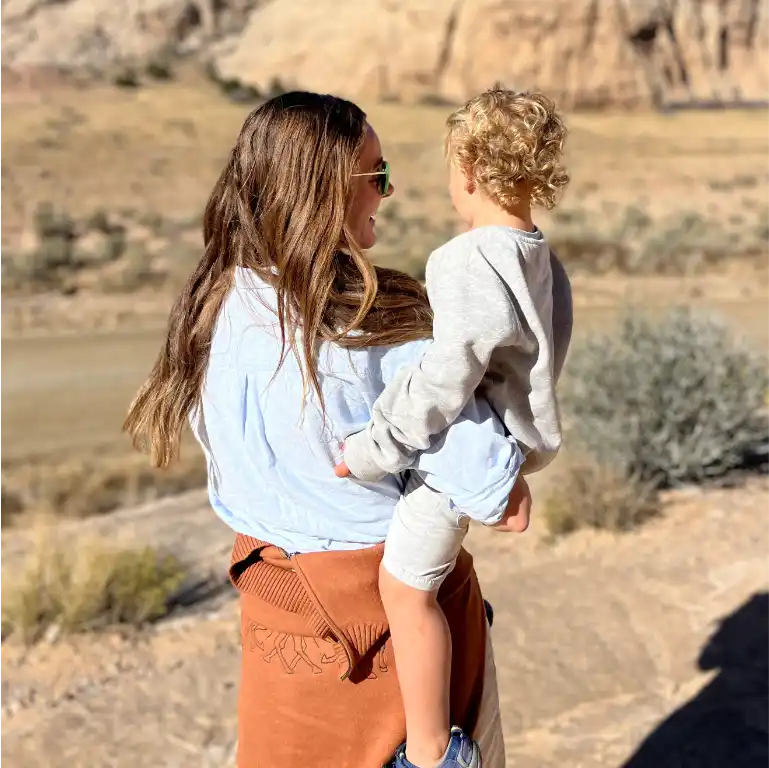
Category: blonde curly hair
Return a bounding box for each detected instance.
[445,86,569,211]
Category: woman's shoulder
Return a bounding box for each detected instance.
[313,336,431,399]
[218,267,431,381]
[373,337,431,384]
[209,269,280,368]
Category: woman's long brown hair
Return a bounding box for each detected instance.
[124,92,433,467]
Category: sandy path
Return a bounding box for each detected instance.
[4,275,767,463]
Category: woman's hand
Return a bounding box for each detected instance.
[490,476,531,533]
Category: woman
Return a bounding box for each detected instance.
[125,91,571,767]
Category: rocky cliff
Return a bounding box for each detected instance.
[1,0,258,73]
[3,0,768,108]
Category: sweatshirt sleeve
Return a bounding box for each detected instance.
[412,394,525,524]
[343,243,523,481]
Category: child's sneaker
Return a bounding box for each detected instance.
[393,727,481,768]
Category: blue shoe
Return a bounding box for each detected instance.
[483,599,494,628]
[393,727,481,767]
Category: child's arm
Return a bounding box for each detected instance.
[342,245,524,481]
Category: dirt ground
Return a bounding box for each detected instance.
[2,479,767,767]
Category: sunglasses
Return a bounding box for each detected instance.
[352,160,391,196]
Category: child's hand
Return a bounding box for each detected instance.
[491,476,531,533]
[334,442,351,478]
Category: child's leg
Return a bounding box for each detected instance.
[380,567,451,766]
[381,475,470,767]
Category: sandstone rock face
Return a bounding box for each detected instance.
[210,0,463,103]
[440,0,769,107]
[2,0,767,108]
[1,0,258,72]
[212,0,769,107]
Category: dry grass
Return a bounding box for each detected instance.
[543,455,661,539]
[1,448,207,527]
[1,530,186,644]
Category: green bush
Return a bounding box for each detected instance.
[562,307,768,489]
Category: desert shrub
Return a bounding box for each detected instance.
[30,202,77,275]
[550,205,648,273]
[2,207,201,295]
[145,55,173,81]
[1,534,186,644]
[755,207,769,243]
[266,76,289,98]
[418,92,457,107]
[102,242,159,292]
[204,61,261,102]
[543,454,660,537]
[10,202,80,289]
[1,486,25,526]
[549,205,767,274]
[374,200,456,279]
[73,210,127,267]
[562,307,768,489]
[637,212,734,272]
[1,447,207,525]
[544,307,767,538]
[113,66,140,89]
[548,234,631,273]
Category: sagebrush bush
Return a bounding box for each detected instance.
[544,454,660,537]
[562,307,768,489]
[1,533,186,644]
[548,205,766,274]
[1,485,24,525]
[145,56,173,81]
[113,66,140,88]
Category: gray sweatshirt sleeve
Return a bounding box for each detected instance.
[343,244,523,481]
[549,250,573,383]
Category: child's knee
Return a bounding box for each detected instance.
[379,561,438,610]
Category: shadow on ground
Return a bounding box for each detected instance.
[623,591,768,767]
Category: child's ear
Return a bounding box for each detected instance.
[465,176,476,195]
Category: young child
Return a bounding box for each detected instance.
[336,87,571,768]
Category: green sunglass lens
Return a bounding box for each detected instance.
[380,162,390,195]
